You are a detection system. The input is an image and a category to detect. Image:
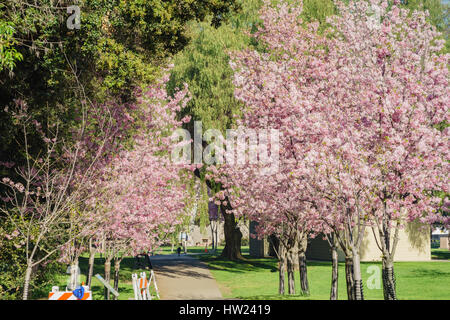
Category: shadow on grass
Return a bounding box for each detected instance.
[408,268,450,278]
[431,249,450,260]
[199,254,277,273]
[199,254,337,274]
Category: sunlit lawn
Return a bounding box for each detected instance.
[199,249,450,300]
[35,246,449,300]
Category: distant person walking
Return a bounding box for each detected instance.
[177,246,182,256]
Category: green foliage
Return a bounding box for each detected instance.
[0,0,241,197]
[0,20,23,72]
[168,0,262,135]
[301,0,336,27]
[0,218,64,300]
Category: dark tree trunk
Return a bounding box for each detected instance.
[297,236,309,296]
[113,259,121,300]
[104,259,111,300]
[382,259,397,300]
[330,244,339,300]
[219,204,244,260]
[278,244,286,295]
[210,222,215,250]
[286,248,296,295]
[381,218,397,300]
[298,251,309,296]
[345,257,355,300]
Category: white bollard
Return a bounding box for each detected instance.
[132,273,139,300]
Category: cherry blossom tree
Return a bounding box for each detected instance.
[0,95,130,299]
[81,74,193,298]
[214,0,448,301]
[323,0,449,300]
[207,1,333,296]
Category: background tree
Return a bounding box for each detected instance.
[167,0,262,260]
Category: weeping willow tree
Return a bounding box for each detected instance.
[167,0,262,260]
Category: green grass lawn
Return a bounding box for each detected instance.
[35,246,449,300]
[199,250,450,300]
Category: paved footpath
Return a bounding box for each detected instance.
[149,254,223,300]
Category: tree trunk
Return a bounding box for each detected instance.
[330,244,339,300]
[220,206,244,260]
[380,216,398,300]
[210,222,215,250]
[345,256,355,300]
[352,251,364,300]
[113,259,121,301]
[104,259,111,300]
[297,237,309,296]
[286,247,296,295]
[86,242,95,288]
[298,251,309,296]
[215,223,218,251]
[22,264,33,300]
[382,258,397,300]
[68,261,79,291]
[278,244,286,295]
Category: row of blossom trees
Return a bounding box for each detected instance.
[79,75,193,299]
[0,72,193,299]
[210,0,448,300]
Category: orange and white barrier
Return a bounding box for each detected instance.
[48,285,92,300]
[132,271,159,300]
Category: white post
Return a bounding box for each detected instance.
[132,273,139,300]
[146,272,152,300]
[141,272,147,300]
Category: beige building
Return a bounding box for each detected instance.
[440,236,449,250]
